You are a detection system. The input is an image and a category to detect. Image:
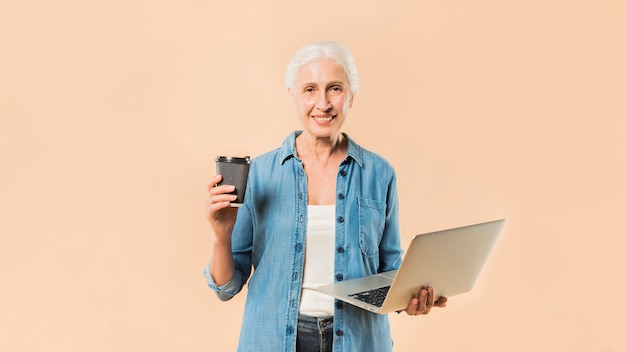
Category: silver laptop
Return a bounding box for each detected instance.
[315,219,506,314]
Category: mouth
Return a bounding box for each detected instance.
[312,115,335,124]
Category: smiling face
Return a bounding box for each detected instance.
[289,58,354,141]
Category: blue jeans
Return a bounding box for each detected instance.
[296,314,334,352]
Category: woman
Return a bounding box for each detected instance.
[204,41,446,352]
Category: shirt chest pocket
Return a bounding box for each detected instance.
[358,197,386,257]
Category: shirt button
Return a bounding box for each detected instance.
[287,326,294,335]
[336,301,344,309]
[336,330,344,337]
[296,243,303,252]
[339,170,346,177]
[299,215,304,223]
[336,274,343,281]
[337,246,344,253]
[338,193,345,200]
[337,216,344,223]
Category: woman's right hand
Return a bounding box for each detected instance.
[206,175,239,243]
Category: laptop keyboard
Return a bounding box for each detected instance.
[348,286,391,307]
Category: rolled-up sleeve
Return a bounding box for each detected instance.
[203,261,245,301]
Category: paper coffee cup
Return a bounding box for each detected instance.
[215,156,251,207]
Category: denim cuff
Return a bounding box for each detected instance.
[203,261,243,301]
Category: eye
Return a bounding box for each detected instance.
[304,86,315,93]
[329,85,343,93]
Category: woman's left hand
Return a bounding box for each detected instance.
[403,286,447,316]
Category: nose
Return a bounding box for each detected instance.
[316,91,331,111]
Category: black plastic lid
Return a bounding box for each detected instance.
[216,156,251,163]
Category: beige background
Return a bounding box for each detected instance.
[1,0,625,351]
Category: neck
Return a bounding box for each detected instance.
[296,132,347,162]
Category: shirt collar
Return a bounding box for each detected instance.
[279,131,364,167]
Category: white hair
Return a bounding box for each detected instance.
[284,41,360,95]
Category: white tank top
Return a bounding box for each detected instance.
[299,205,335,317]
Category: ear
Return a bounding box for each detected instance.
[288,88,297,110]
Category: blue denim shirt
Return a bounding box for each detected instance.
[204,131,403,352]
